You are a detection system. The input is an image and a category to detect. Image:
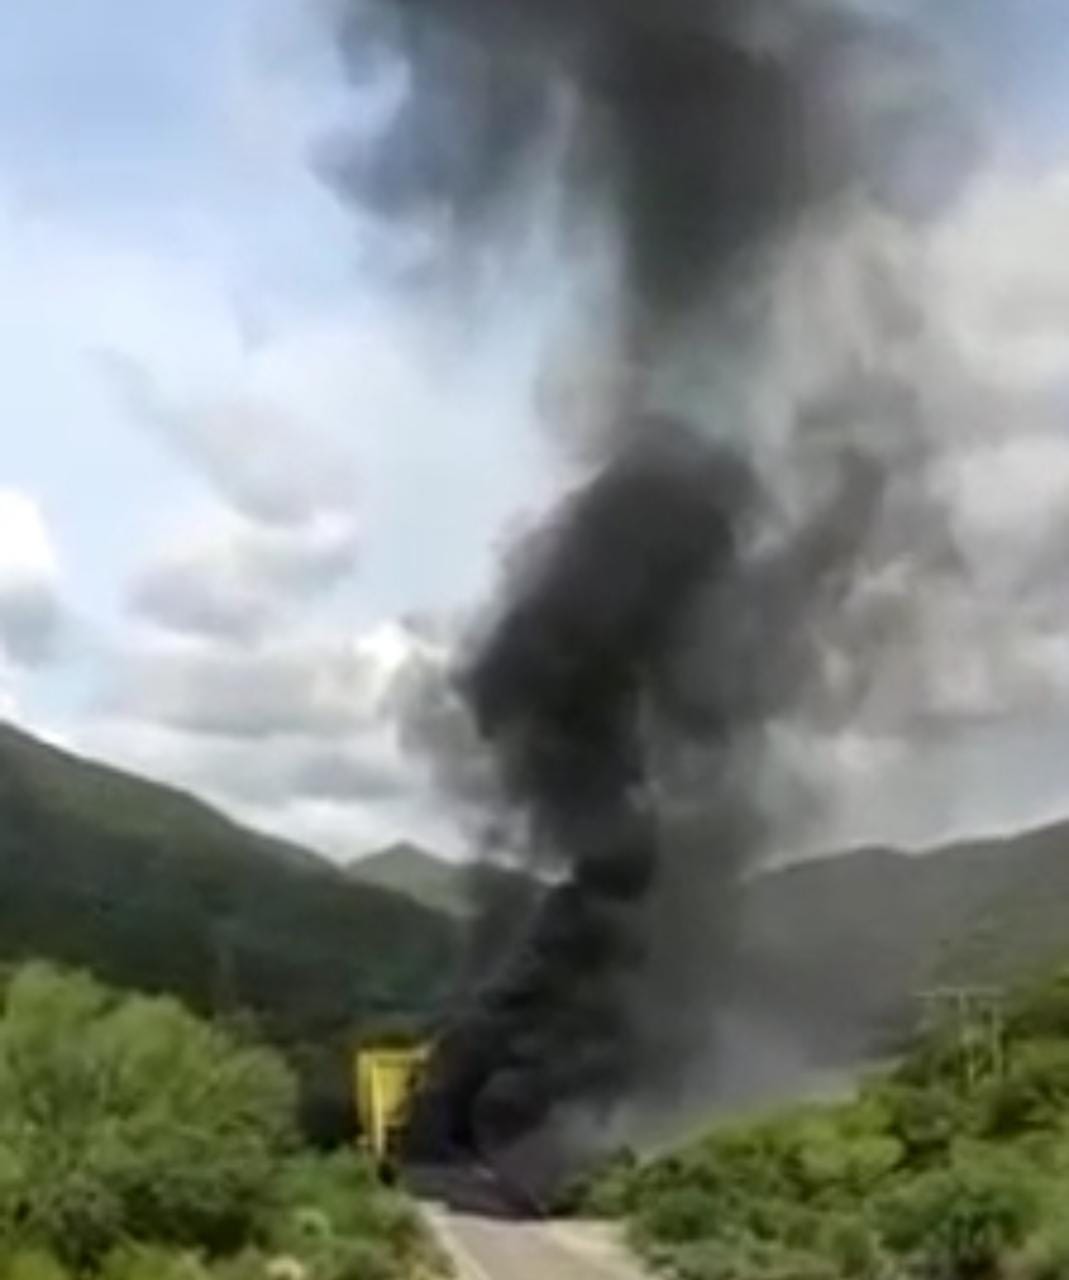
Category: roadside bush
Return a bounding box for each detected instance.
[635,1185,719,1244]
[587,966,1069,1280]
[0,963,296,1265]
[2,1248,73,1280]
[780,1107,902,1202]
[874,1081,971,1164]
[1006,971,1069,1043]
[270,1150,443,1280]
[980,1042,1069,1137]
[643,1236,843,1280]
[551,1146,638,1217]
[96,1244,208,1280]
[873,1153,1039,1279]
[814,1213,887,1280]
[0,963,444,1280]
[1008,1215,1069,1280]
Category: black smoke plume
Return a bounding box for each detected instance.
[328,0,969,336]
[404,424,885,1167]
[326,0,972,1173]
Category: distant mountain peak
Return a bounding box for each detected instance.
[348,842,470,917]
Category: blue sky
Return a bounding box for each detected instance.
[0,0,567,856]
[3,1,1069,861]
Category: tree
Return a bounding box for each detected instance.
[0,964,297,1266]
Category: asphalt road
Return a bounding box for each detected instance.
[408,1166,648,1280]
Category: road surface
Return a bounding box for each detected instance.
[408,1166,649,1280]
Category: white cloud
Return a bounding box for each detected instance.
[103,352,360,528]
[107,637,376,739]
[77,618,458,860]
[0,489,62,665]
[129,508,360,641]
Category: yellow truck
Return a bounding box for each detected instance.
[354,1043,430,1169]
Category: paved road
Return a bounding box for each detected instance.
[408,1166,648,1280]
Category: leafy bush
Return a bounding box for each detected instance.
[873,1081,972,1164]
[0,964,296,1265]
[96,1244,209,1280]
[0,963,444,1280]
[270,1150,444,1280]
[1006,971,1069,1044]
[550,1146,638,1217]
[874,1153,1039,1279]
[2,1248,73,1280]
[814,1213,887,1280]
[1008,1214,1069,1280]
[642,1236,844,1280]
[635,1185,719,1244]
[980,1041,1069,1137]
[584,967,1069,1280]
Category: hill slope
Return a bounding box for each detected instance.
[349,842,472,918]
[0,722,459,1134]
[354,823,1069,1074]
[8,716,1069,1128]
[731,822,1069,1070]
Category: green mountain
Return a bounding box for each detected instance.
[348,842,540,942]
[348,843,545,986]
[0,721,459,1138]
[348,842,473,918]
[8,712,1069,1131]
[354,823,1069,1069]
[733,822,1069,1066]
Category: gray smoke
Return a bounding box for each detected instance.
[325,0,976,1172]
[326,0,972,341]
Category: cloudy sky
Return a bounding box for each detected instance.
[4,0,1069,863]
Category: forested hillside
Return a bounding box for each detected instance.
[0,722,459,1137]
[733,824,1069,1067]
[9,713,1069,1139]
[358,824,1069,1076]
[349,843,473,918]
[574,966,1069,1280]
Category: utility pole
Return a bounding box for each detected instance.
[916,985,1005,1088]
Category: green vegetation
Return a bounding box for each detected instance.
[353,821,1069,1077]
[714,825,1069,1073]
[0,723,459,1141]
[578,965,1069,1280]
[0,962,444,1280]
[12,713,1069,1149]
[347,844,537,927]
[348,845,474,920]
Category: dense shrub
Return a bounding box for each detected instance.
[96,1245,208,1280]
[582,967,1069,1280]
[2,1249,73,1280]
[271,1150,446,1280]
[635,1185,720,1244]
[550,1146,638,1217]
[980,1041,1069,1137]
[873,1080,972,1163]
[0,964,297,1266]
[874,1154,1039,1279]
[0,962,446,1280]
[1006,971,1069,1043]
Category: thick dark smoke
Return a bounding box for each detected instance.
[451,424,757,1146]
[328,0,970,338]
[326,0,974,1176]
[405,426,887,1168]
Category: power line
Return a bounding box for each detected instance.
[917,985,1006,1086]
